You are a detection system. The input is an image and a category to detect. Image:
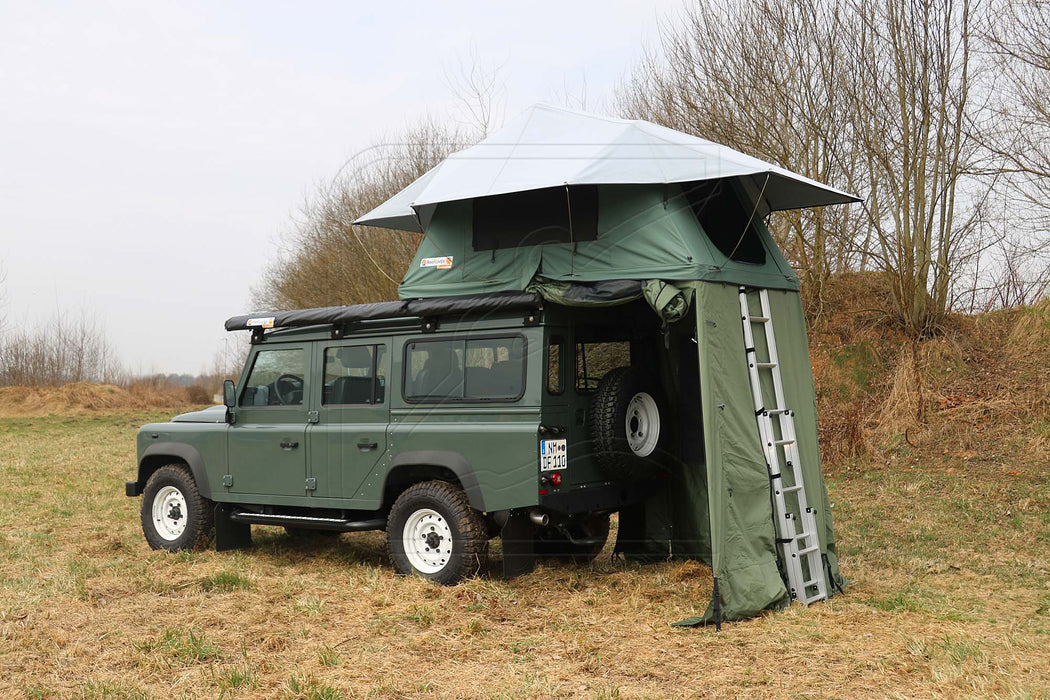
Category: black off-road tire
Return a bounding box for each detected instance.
[536,513,611,565]
[587,367,667,481]
[387,481,488,585]
[140,464,215,552]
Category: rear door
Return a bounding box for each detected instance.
[228,345,312,497]
[308,341,390,501]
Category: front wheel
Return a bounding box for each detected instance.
[140,464,214,551]
[387,481,488,585]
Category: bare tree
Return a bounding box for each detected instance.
[618,1,872,320]
[254,118,467,310]
[443,44,507,138]
[620,0,997,335]
[0,310,124,387]
[843,0,993,336]
[985,0,1050,200]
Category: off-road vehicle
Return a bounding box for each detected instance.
[126,291,675,583]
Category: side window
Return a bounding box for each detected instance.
[323,345,387,405]
[405,340,463,400]
[404,336,525,401]
[547,337,563,394]
[465,337,525,400]
[575,341,630,392]
[239,348,305,407]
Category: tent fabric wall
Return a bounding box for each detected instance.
[694,282,790,621]
[765,289,847,593]
[616,283,845,622]
[399,185,800,300]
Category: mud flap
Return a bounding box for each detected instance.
[500,509,536,578]
[214,503,252,551]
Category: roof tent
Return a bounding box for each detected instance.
[354,104,857,623]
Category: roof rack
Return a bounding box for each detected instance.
[224,291,543,333]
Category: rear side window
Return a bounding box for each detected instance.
[240,348,305,407]
[547,338,563,394]
[323,345,387,405]
[576,341,630,392]
[404,336,526,402]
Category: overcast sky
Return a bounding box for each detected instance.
[0,0,682,375]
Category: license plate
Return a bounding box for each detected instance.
[539,439,567,471]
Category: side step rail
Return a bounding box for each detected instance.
[739,287,828,605]
[228,510,387,532]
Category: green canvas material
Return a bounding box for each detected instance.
[399,185,800,300]
[694,282,791,621]
[765,289,846,594]
[616,283,844,622]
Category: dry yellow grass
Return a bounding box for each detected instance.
[0,411,1047,699]
[0,383,201,417]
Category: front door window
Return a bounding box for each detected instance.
[240,348,305,406]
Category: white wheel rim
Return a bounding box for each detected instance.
[152,485,189,541]
[402,508,453,574]
[625,392,660,457]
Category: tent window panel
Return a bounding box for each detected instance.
[472,185,598,251]
[683,180,767,264]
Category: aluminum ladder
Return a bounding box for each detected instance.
[738,287,828,605]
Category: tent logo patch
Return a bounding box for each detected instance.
[245,317,275,329]
[420,256,453,270]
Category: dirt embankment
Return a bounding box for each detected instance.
[808,272,1050,467]
[0,381,207,416]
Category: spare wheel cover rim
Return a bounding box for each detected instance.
[625,391,660,457]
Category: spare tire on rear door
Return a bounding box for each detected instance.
[587,366,667,481]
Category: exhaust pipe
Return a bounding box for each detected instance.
[528,509,549,527]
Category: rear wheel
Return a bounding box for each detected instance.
[387,481,487,585]
[141,464,214,551]
[536,513,611,565]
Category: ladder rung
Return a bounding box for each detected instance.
[782,485,803,493]
[767,408,790,415]
[775,439,795,446]
[755,362,777,369]
[802,593,826,604]
[749,315,770,323]
[798,545,820,556]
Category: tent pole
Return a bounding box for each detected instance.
[564,185,576,276]
[711,575,722,632]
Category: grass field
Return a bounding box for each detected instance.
[0,412,1047,699]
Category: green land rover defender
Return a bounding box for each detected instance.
[126,291,680,583]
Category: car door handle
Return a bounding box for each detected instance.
[357,439,378,451]
[279,440,299,450]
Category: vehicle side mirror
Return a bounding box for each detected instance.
[222,380,237,424]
